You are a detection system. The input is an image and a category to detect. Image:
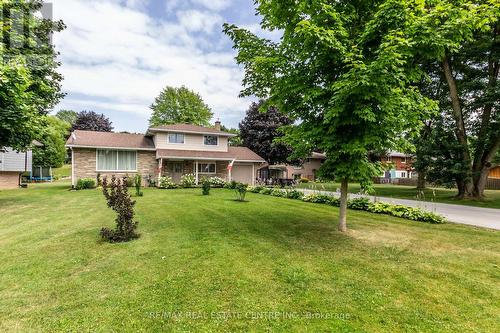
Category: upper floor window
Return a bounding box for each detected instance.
[168,133,184,144]
[386,156,392,162]
[97,150,136,171]
[204,135,218,146]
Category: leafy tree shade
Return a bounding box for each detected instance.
[55,110,78,126]
[72,111,113,132]
[239,101,293,164]
[149,86,213,127]
[225,1,435,231]
[0,0,65,150]
[411,1,499,198]
[33,116,70,168]
[221,125,243,146]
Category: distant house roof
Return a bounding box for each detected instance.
[148,124,236,137]
[156,147,265,162]
[387,151,411,158]
[310,152,326,159]
[66,130,155,150]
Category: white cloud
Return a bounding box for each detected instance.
[191,0,231,11]
[50,0,249,130]
[176,9,222,33]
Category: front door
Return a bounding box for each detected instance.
[168,162,184,183]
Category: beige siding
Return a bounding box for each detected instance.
[231,163,256,185]
[72,148,157,186]
[154,133,228,152]
[0,171,20,189]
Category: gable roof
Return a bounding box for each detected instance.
[66,130,155,150]
[148,124,236,137]
[156,146,265,162]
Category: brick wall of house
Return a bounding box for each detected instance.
[0,171,20,189]
[72,148,157,186]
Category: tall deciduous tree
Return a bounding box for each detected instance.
[0,0,65,150]
[72,111,113,132]
[225,1,435,231]
[239,100,293,164]
[33,116,70,168]
[149,86,213,127]
[55,110,78,126]
[410,0,499,198]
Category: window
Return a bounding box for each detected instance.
[197,163,216,173]
[386,156,392,162]
[204,135,218,146]
[168,133,184,144]
[402,157,407,164]
[97,150,136,171]
[401,172,406,178]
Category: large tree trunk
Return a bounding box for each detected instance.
[417,170,426,190]
[338,179,348,233]
[473,168,490,198]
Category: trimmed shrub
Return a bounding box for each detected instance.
[270,188,286,197]
[100,176,139,242]
[180,173,196,188]
[158,176,177,189]
[209,177,225,188]
[202,178,211,195]
[224,180,238,189]
[259,187,272,195]
[284,189,304,200]
[234,182,248,201]
[134,174,143,197]
[302,194,340,206]
[76,178,96,190]
[347,197,370,210]
[366,202,446,224]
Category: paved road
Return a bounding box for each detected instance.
[299,189,500,230]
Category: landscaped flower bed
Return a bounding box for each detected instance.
[248,186,446,224]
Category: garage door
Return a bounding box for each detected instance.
[231,164,254,185]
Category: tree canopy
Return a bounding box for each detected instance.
[72,111,113,132]
[149,86,213,127]
[0,0,65,150]
[239,100,293,164]
[33,116,70,168]
[224,0,437,231]
[55,110,78,126]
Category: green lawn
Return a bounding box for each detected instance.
[298,182,500,209]
[0,183,499,332]
[52,164,71,180]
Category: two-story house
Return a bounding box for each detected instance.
[66,122,266,187]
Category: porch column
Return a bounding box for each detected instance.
[158,158,163,181]
[71,148,75,188]
[252,163,255,186]
[195,161,199,185]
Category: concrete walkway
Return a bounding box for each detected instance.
[299,189,500,230]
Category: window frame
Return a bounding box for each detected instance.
[168,132,185,144]
[203,135,218,146]
[197,162,216,174]
[96,149,137,172]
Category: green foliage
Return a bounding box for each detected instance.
[248,185,265,193]
[149,86,213,127]
[224,180,238,189]
[76,178,96,190]
[180,173,196,188]
[158,176,177,189]
[55,110,78,126]
[299,177,310,183]
[134,174,143,197]
[32,116,70,168]
[234,182,248,202]
[347,198,371,211]
[270,188,286,197]
[303,194,341,206]
[367,202,446,224]
[0,0,65,150]
[100,176,139,242]
[259,187,272,195]
[221,125,243,146]
[201,178,211,195]
[284,189,304,200]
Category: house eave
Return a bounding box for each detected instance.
[65,144,156,151]
[147,128,237,137]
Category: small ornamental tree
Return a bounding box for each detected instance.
[100,176,139,242]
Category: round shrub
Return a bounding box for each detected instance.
[158,176,177,189]
[180,174,196,188]
[76,178,96,190]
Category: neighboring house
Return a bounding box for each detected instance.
[258,152,327,181]
[0,148,32,189]
[65,122,266,187]
[381,151,414,179]
[489,165,500,179]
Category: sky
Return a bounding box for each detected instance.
[50,0,279,133]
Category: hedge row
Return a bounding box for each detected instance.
[247,186,446,224]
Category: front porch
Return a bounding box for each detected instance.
[157,159,230,184]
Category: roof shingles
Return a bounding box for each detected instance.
[66,130,155,150]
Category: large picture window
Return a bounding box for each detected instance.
[97,150,137,171]
[204,135,218,146]
[197,163,216,174]
[168,133,184,144]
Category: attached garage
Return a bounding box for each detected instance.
[231,163,255,185]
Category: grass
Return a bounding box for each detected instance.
[297,182,500,209]
[0,182,499,332]
[52,164,71,179]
